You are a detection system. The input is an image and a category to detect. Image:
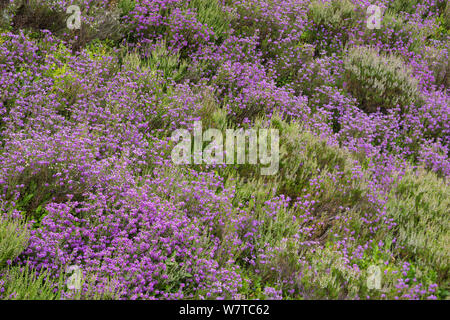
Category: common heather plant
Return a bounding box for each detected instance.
[423,44,449,88]
[0,264,62,300]
[0,215,29,267]
[343,45,423,113]
[187,0,232,43]
[386,168,450,281]
[363,10,435,54]
[305,0,364,54]
[307,0,363,31]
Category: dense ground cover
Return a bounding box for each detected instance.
[0,0,448,299]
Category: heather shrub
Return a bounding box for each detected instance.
[187,0,232,43]
[23,174,244,299]
[215,115,446,299]
[433,9,449,41]
[0,264,62,300]
[220,117,382,279]
[61,271,124,300]
[292,54,343,97]
[259,224,442,299]
[444,1,450,29]
[363,10,434,54]
[305,0,364,53]
[386,168,450,282]
[211,60,309,123]
[120,41,188,89]
[0,214,63,299]
[0,216,29,267]
[423,45,449,88]
[417,141,450,178]
[0,30,43,69]
[118,0,136,16]
[272,43,316,87]
[273,119,355,198]
[123,0,214,57]
[307,0,362,29]
[221,115,375,217]
[296,245,362,299]
[228,0,309,84]
[49,64,85,111]
[388,0,421,15]
[343,46,423,113]
[6,0,127,50]
[0,129,105,217]
[230,0,308,41]
[388,0,447,16]
[139,41,188,82]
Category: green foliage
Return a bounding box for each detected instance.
[435,13,450,39]
[188,0,232,42]
[85,39,117,58]
[306,0,364,53]
[363,11,433,54]
[118,0,136,16]
[123,41,188,83]
[0,216,29,267]
[50,64,82,111]
[423,45,449,88]
[445,1,450,30]
[0,264,62,300]
[387,0,421,15]
[218,117,381,292]
[145,41,188,82]
[66,272,123,300]
[236,268,270,299]
[9,178,51,227]
[308,0,362,28]
[0,212,61,300]
[1,262,123,300]
[4,161,87,221]
[273,42,316,87]
[388,0,447,17]
[386,169,450,282]
[343,46,423,113]
[298,245,362,299]
[227,116,366,206]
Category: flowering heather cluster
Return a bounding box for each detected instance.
[0,0,448,300]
